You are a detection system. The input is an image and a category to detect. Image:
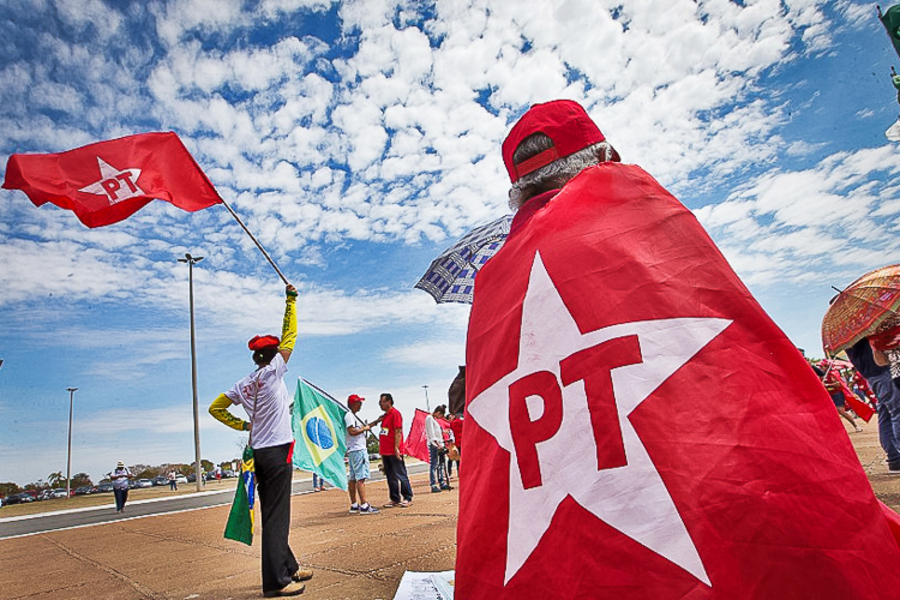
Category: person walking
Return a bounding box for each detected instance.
[208,284,312,598]
[112,461,131,513]
[426,405,449,492]
[376,393,413,507]
[167,469,178,491]
[345,394,379,514]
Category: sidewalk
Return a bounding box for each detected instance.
[0,470,457,600]
[3,419,898,600]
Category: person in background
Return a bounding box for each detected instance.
[815,361,863,433]
[426,405,449,493]
[168,469,178,491]
[112,461,132,513]
[345,394,379,514]
[376,393,413,507]
[447,412,464,478]
[208,284,312,598]
[311,473,325,492]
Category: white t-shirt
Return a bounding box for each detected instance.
[226,353,293,449]
[425,414,444,447]
[345,411,367,453]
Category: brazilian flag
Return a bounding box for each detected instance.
[224,445,255,545]
[882,4,900,60]
[291,378,349,491]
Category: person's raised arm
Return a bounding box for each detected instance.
[279,284,298,363]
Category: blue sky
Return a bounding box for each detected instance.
[2,0,900,486]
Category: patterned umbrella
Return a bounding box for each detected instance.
[821,263,900,356]
[415,214,513,304]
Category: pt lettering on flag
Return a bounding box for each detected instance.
[456,163,900,600]
[3,132,222,228]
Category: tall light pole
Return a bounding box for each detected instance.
[66,387,77,498]
[422,384,430,412]
[178,253,205,492]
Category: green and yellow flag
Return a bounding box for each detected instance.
[881,4,900,60]
[291,378,349,491]
[224,445,255,545]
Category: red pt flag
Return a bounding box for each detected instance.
[3,132,222,228]
[457,164,900,599]
[405,408,430,463]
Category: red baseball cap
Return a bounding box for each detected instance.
[348,394,365,403]
[502,99,610,183]
[248,335,280,351]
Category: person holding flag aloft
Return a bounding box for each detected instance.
[209,284,312,598]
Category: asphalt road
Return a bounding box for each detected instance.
[0,462,428,540]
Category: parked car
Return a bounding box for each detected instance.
[37,489,53,501]
[135,479,153,488]
[175,474,188,484]
[50,488,68,499]
[74,486,93,496]
[5,492,35,505]
[222,469,235,479]
[152,476,167,487]
[96,482,114,493]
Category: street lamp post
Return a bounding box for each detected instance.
[178,253,205,492]
[66,387,77,498]
[422,384,430,412]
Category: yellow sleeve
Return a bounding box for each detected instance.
[209,394,249,431]
[279,292,297,352]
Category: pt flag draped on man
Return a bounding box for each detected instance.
[456,103,900,599]
[3,132,222,227]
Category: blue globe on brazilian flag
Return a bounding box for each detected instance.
[291,378,349,491]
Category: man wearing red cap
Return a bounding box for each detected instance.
[345,394,379,515]
[455,100,900,599]
[209,284,312,598]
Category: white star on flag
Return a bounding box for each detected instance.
[467,252,731,586]
[78,157,143,205]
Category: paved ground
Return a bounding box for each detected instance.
[1,469,456,600]
[3,418,899,600]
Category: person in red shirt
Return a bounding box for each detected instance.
[376,393,413,507]
[448,412,464,478]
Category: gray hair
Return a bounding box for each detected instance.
[507,134,619,210]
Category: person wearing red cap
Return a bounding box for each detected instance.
[345,394,379,515]
[208,284,312,598]
[503,99,620,211]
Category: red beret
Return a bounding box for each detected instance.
[248,335,280,351]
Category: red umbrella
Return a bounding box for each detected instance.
[822,263,900,356]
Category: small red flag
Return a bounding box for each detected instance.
[3,132,222,228]
[405,408,430,463]
[457,164,900,599]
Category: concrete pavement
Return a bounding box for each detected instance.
[1,468,456,600]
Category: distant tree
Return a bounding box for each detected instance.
[24,479,48,492]
[366,433,379,456]
[134,468,157,479]
[71,473,93,488]
[48,471,65,487]
[0,482,20,497]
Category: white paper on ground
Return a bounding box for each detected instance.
[392,570,455,600]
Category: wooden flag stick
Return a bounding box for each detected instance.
[220,198,289,285]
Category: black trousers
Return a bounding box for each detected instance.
[382,454,413,503]
[254,442,298,592]
[113,488,128,511]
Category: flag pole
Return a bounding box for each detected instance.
[220,198,289,285]
[302,377,379,441]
